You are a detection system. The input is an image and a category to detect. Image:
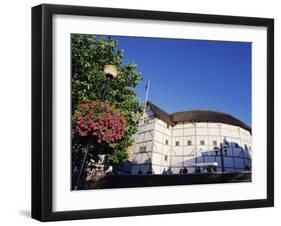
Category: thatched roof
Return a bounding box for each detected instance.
[147,101,251,132]
[147,101,174,125]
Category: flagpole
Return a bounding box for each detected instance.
[142,79,150,118]
[140,79,150,173]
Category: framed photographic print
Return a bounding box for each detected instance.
[32,4,274,221]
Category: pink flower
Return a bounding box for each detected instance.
[79,132,86,136]
[74,100,127,145]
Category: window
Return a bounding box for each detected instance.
[139,146,146,152]
[213,140,217,146]
[164,155,168,161]
[143,119,149,124]
[176,141,180,146]
[165,139,169,145]
[235,143,239,148]
[187,140,192,146]
[200,140,205,145]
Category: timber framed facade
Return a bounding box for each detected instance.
[131,101,252,175]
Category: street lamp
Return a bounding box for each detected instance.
[75,65,118,189]
[101,64,118,168]
[102,65,118,101]
[219,141,228,173]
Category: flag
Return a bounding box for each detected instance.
[145,81,149,90]
[144,79,150,104]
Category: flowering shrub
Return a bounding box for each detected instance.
[74,101,127,148]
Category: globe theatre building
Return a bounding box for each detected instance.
[131,101,252,175]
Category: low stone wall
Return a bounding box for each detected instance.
[77,172,251,190]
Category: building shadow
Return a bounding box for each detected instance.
[126,138,251,175]
[18,209,30,218]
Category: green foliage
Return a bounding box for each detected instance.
[71,34,143,166]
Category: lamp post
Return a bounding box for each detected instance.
[101,65,118,170]
[75,65,118,189]
[220,141,228,173]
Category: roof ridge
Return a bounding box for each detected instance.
[171,109,233,116]
[148,101,235,118]
[146,101,251,132]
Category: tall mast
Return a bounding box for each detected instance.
[142,79,150,118]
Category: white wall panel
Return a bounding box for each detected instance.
[135,133,144,143]
[183,146,195,154]
[163,145,170,153]
[230,129,240,138]
[156,118,165,126]
[152,152,162,165]
[163,127,171,136]
[171,157,183,167]
[152,165,161,174]
[154,142,163,154]
[144,123,155,131]
[134,143,142,153]
[184,128,196,136]
[146,141,153,152]
[208,122,220,128]
[208,128,220,136]
[221,128,230,137]
[144,131,153,140]
[154,131,164,143]
[229,125,238,131]
[173,128,183,136]
[196,127,208,135]
[171,147,183,156]
[221,123,230,129]
[154,123,163,133]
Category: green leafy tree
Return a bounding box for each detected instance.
[71,34,143,166]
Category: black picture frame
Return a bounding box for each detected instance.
[32,3,274,222]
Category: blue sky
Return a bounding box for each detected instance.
[103,35,251,126]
